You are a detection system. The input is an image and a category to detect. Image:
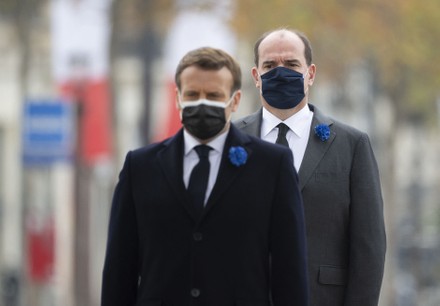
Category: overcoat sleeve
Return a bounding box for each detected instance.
[270,149,309,306]
[101,152,139,306]
[345,134,386,305]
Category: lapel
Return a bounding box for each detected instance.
[157,129,199,221]
[297,104,335,190]
[238,109,263,137]
[202,125,253,219]
[240,105,336,191]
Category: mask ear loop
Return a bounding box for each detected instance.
[177,91,185,108]
[225,91,238,122]
[303,69,310,96]
[256,72,263,95]
[176,91,183,121]
[225,91,237,107]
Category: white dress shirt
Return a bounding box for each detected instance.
[183,129,228,205]
[261,105,313,172]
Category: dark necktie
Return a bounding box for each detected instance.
[276,123,290,147]
[187,145,212,218]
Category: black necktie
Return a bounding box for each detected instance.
[187,145,212,218]
[276,123,290,147]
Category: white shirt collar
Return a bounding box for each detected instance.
[262,104,313,138]
[183,129,228,156]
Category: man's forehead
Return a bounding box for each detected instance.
[259,32,305,62]
[260,52,303,65]
[181,66,232,78]
[181,86,224,93]
[263,30,301,44]
[260,31,304,51]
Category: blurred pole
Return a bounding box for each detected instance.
[73,81,91,306]
[139,26,158,145]
[53,163,75,306]
[408,179,422,303]
[12,0,34,304]
[384,125,399,306]
[437,95,440,130]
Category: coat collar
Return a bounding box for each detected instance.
[237,104,336,191]
[157,129,197,218]
[238,108,263,137]
[202,125,252,219]
[157,126,253,223]
[297,104,335,190]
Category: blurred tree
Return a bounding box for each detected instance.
[233,0,440,123]
[109,0,175,57]
[109,0,175,143]
[0,0,44,96]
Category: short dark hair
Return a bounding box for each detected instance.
[253,28,313,67]
[175,47,242,94]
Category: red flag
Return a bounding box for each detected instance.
[27,216,54,283]
[60,79,112,165]
[153,80,182,142]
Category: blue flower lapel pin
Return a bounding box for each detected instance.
[229,146,247,167]
[314,124,331,142]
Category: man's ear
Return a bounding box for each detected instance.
[175,88,181,110]
[231,90,241,112]
[307,64,317,86]
[251,67,261,90]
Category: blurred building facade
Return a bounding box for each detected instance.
[0,15,24,306]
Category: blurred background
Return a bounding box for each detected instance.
[0,0,439,305]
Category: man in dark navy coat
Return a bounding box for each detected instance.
[101,47,308,306]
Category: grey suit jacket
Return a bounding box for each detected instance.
[234,104,386,306]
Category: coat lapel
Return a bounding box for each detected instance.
[237,105,336,191]
[202,125,252,219]
[297,105,335,190]
[157,129,199,221]
[237,109,262,137]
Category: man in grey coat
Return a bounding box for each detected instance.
[235,28,386,306]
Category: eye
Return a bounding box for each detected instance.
[286,62,299,68]
[183,91,199,100]
[263,63,273,69]
[207,93,225,101]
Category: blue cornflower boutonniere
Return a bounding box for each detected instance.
[229,146,248,167]
[314,124,330,142]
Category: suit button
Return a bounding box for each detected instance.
[193,232,203,241]
[191,288,201,297]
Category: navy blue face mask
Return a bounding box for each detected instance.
[260,66,308,109]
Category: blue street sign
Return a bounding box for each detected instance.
[22,100,75,165]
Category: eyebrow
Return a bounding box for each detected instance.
[182,90,199,96]
[209,92,227,98]
[261,58,302,66]
[283,59,301,65]
[262,60,277,66]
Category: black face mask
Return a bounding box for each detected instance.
[260,66,308,109]
[180,99,230,140]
